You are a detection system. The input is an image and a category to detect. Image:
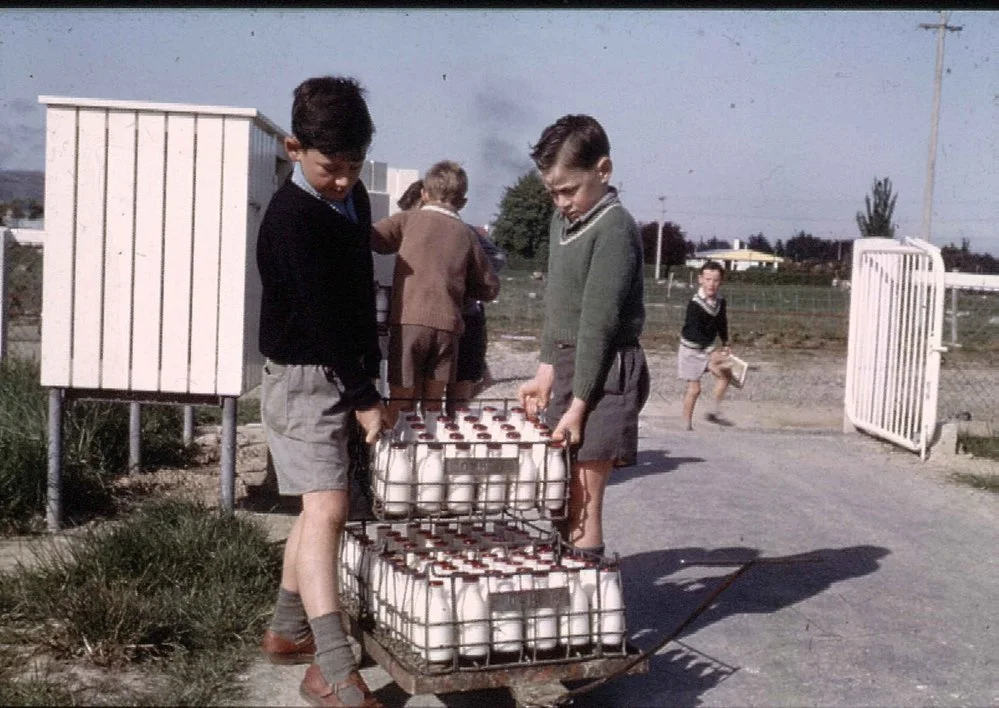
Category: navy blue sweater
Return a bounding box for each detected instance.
[257,179,381,408]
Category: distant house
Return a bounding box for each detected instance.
[685,238,784,271]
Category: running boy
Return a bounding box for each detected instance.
[517,114,650,557]
[678,260,734,430]
[371,162,499,422]
[257,75,386,708]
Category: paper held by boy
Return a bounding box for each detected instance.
[718,353,749,389]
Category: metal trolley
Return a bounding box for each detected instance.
[342,398,649,706]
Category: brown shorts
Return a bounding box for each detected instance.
[546,343,650,466]
[388,324,458,388]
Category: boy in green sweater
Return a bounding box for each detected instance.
[518,114,649,557]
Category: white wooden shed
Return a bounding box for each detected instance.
[38,95,291,400]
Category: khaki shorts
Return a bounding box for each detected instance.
[260,361,351,495]
[388,324,458,388]
[677,343,713,381]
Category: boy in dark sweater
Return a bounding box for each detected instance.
[517,114,649,558]
[257,76,386,708]
[678,260,735,430]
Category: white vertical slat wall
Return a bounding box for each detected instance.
[38,96,288,398]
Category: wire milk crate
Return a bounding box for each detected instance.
[338,514,630,678]
[368,398,570,522]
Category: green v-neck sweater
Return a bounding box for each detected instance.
[539,191,645,403]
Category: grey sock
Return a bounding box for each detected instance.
[311,611,362,703]
[269,587,311,644]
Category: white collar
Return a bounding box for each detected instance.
[420,204,462,221]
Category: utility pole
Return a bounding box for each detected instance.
[655,195,666,282]
[919,10,962,243]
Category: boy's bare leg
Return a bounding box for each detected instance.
[706,356,732,417]
[682,380,701,431]
[566,459,614,549]
[294,490,348,618]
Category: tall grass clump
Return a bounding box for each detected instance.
[0,359,197,531]
[1,498,280,662]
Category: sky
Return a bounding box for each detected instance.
[1,8,997,254]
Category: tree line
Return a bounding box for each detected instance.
[490,173,998,275]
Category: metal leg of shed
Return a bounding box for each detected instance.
[183,405,195,447]
[220,397,237,513]
[47,388,63,533]
[129,402,141,474]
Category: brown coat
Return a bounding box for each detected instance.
[371,206,500,334]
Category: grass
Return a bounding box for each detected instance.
[487,269,851,351]
[0,498,281,705]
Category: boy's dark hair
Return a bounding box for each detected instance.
[530,114,610,172]
[423,161,468,209]
[291,76,374,160]
[397,179,424,211]
[701,260,725,276]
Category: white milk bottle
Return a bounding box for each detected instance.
[565,566,591,648]
[446,441,475,514]
[416,442,446,514]
[531,570,558,651]
[543,440,567,513]
[514,442,539,511]
[481,441,507,513]
[598,565,625,648]
[456,574,489,660]
[490,574,523,655]
[426,580,455,664]
[384,442,414,516]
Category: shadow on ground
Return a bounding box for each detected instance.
[565,544,890,707]
[609,448,704,485]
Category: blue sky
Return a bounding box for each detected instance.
[1,9,997,254]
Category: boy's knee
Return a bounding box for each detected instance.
[301,491,349,527]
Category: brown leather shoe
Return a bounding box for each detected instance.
[300,664,382,707]
[260,629,316,665]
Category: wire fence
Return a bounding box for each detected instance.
[0,236,42,363]
[938,285,999,431]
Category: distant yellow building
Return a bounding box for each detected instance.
[685,238,784,271]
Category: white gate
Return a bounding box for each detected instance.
[844,237,947,458]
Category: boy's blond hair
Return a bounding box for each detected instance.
[422,160,468,211]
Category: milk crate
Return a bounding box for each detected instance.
[368,398,570,522]
[339,515,629,677]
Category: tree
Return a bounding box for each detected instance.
[702,237,731,251]
[856,177,898,238]
[774,239,786,257]
[746,233,773,253]
[491,171,555,269]
[639,221,692,277]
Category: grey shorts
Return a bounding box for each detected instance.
[260,361,351,495]
[546,343,650,466]
[677,343,712,381]
[388,324,459,388]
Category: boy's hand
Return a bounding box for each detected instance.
[552,397,587,447]
[355,402,389,444]
[518,363,555,418]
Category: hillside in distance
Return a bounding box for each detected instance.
[0,170,44,203]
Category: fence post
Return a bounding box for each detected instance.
[0,228,9,363]
[949,276,958,344]
[47,388,63,532]
[129,402,141,474]
[183,405,195,446]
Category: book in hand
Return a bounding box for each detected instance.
[719,353,748,389]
